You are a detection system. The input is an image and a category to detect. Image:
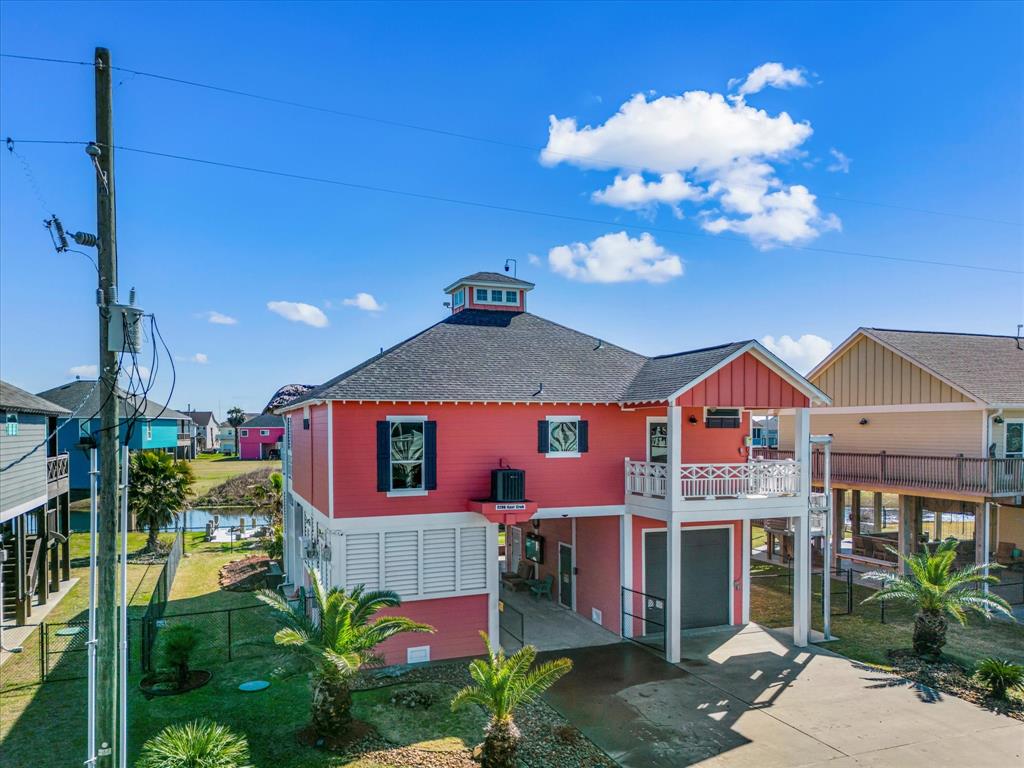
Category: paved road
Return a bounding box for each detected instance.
[543,625,1024,767]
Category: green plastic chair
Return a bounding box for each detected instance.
[527,574,554,600]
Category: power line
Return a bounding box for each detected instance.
[2,52,1020,228]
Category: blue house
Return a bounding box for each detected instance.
[36,380,194,492]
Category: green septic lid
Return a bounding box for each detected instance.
[238,680,270,692]
[55,626,85,636]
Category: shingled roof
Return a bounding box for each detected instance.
[444,272,535,291]
[864,328,1024,404]
[240,413,285,429]
[0,380,70,416]
[281,310,823,409]
[37,380,191,422]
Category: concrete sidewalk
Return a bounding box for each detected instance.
[543,625,1023,767]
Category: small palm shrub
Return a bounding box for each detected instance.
[862,538,1013,657]
[136,720,251,768]
[451,633,572,768]
[975,657,1024,700]
[160,624,201,688]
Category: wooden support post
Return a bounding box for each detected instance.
[873,492,883,533]
[665,512,682,663]
[851,489,862,537]
[37,506,50,605]
[60,492,71,582]
[15,514,28,624]
[832,488,845,570]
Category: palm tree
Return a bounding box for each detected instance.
[128,450,194,551]
[451,633,572,768]
[257,568,433,736]
[252,471,284,528]
[226,406,247,456]
[136,720,251,768]
[862,538,1014,657]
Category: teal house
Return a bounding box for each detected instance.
[37,380,194,492]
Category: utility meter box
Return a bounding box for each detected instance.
[107,304,145,353]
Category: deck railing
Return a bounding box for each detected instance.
[625,459,801,500]
[46,453,69,482]
[752,448,1024,497]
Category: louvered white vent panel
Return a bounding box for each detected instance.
[345,532,380,590]
[459,527,487,591]
[422,529,457,594]
[383,530,419,597]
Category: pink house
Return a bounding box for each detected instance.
[278,271,830,666]
[238,414,284,460]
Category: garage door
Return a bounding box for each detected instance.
[643,528,731,630]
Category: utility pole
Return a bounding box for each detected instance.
[93,45,119,768]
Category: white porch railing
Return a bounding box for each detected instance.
[625,459,801,501]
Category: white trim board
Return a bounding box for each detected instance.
[777,402,986,416]
[0,494,47,524]
[533,505,625,520]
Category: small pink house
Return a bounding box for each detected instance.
[238,414,284,460]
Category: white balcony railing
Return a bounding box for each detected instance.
[625,459,801,501]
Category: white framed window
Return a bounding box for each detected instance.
[705,407,741,429]
[545,415,580,458]
[5,412,18,436]
[475,287,489,303]
[240,429,249,437]
[260,429,270,436]
[145,421,153,440]
[472,287,517,306]
[388,416,425,493]
[452,288,465,307]
[505,290,517,304]
[647,417,667,463]
[1006,420,1024,459]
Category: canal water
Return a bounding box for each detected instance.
[71,506,264,532]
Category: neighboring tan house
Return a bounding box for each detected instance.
[183,410,220,452]
[1,380,73,624]
[774,329,1024,597]
[238,414,284,460]
[277,270,829,666]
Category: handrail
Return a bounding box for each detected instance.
[625,458,801,500]
[752,448,1024,496]
[46,453,69,482]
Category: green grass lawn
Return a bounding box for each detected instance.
[749,562,1024,669]
[188,454,281,497]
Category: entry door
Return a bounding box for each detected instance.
[558,543,573,609]
[643,528,731,631]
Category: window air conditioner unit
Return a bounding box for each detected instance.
[491,468,526,502]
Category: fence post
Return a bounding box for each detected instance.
[40,622,47,682]
[227,609,233,661]
[847,566,853,614]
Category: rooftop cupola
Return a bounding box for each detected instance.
[443,271,535,315]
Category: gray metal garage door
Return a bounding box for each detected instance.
[643,528,730,630]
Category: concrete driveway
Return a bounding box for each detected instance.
[543,625,1023,767]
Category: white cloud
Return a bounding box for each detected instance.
[192,353,208,364]
[527,253,542,266]
[827,148,851,174]
[547,232,683,284]
[760,333,834,374]
[729,62,808,96]
[541,86,838,248]
[205,310,237,325]
[69,364,98,378]
[342,292,384,312]
[592,172,704,217]
[267,301,329,328]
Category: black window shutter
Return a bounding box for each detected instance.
[537,420,549,453]
[424,421,438,490]
[578,420,589,453]
[376,421,390,492]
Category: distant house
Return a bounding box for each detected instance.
[182,410,220,452]
[750,415,779,447]
[217,413,258,454]
[37,380,194,491]
[1,380,73,624]
[238,414,284,460]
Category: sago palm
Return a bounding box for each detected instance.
[451,632,572,768]
[257,567,433,735]
[862,538,1014,657]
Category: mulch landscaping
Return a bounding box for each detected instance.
[307,662,617,767]
[218,555,271,591]
[877,650,1024,722]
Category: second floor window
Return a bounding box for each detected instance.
[260,429,270,436]
[390,420,424,490]
[705,408,741,429]
[376,418,438,494]
[538,416,589,458]
[5,413,18,436]
[1007,421,1023,459]
[240,429,249,437]
[145,421,153,439]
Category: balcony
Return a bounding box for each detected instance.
[753,449,1024,498]
[625,458,805,515]
[46,453,69,498]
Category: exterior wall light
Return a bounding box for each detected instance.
[688,415,698,424]
[859,418,869,425]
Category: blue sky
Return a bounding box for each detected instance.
[2,1,1021,416]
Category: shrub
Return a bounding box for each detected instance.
[136,720,251,768]
[160,624,201,688]
[975,657,1024,700]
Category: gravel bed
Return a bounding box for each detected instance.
[343,661,617,767]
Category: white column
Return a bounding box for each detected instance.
[665,512,682,662]
[792,407,811,647]
[487,522,500,643]
[741,518,751,624]
[667,405,683,509]
[326,402,335,517]
[979,502,991,594]
[620,511,633,637]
